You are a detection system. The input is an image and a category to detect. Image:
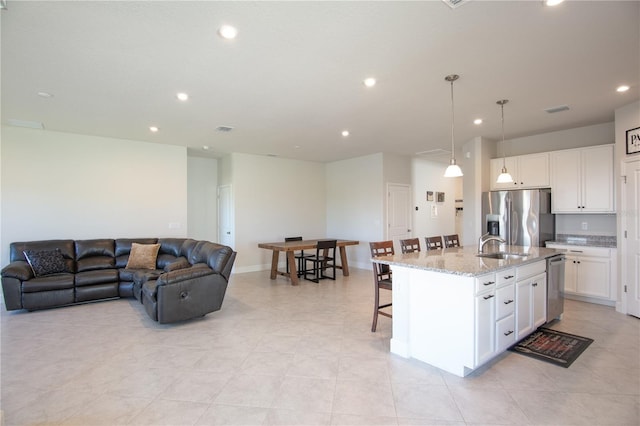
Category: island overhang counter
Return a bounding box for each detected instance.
[372,245,561,377]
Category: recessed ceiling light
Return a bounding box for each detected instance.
[203,145,210,150]
[37,91,53,98]
[473,118,483,125]
[176,92,189,101]
[342,130,350,137]
[149,126,159,132]
[545,0,565,6]
[218,25,238,40]
[617,85,630,93]
[363,78,376,88]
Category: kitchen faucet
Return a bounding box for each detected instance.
[478,232,506,253]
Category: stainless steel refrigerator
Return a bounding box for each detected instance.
[481,189,555,248]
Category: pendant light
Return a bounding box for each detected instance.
[443,74,463,177]
[496,99,514,184]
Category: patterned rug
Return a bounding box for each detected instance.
[509,327,594,368]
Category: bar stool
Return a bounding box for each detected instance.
[425,236,443,250]
[400,238,421,254]
[443,234,460,248]
[369,241,394,332]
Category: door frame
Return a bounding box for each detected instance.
[620,156,640,316]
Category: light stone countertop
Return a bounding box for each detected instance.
[372,245,562,277]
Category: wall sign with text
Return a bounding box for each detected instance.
[627,127,640,154]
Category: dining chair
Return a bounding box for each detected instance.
[369,240,394,332]
[425,236,443,250]
[303,239,337,283]
[400,237,421,254]
[285,236,309,277]
[443,234,460,248]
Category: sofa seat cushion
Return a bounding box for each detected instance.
[75,269,119,287]
[118,268,163,283]
[22,274,74,293]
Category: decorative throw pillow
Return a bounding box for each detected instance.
[125,243,160,270]
[23,249,68,277]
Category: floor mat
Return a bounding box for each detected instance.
[509,327,593,368]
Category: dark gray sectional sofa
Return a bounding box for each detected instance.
[1,238,236,324]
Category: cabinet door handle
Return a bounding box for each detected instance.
[484,281,495,286]
[504,299,514,304]
[483,294,495,300]
[569,250,583,253]
[504,330,514,336]
[532,282,538,287]
[504,275,514,279]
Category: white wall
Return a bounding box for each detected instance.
[187,156,218,242]
[231,153,326,272]
[326,153,384,270]
[411,157,461,242]
[556,214,616,236]
[504,122,614,156]
[461,137,495,247]
[0,126,188,266]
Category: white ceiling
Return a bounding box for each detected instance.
[2,1,639,163]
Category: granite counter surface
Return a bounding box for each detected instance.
[546,234,616,248]
[372,245,561,277]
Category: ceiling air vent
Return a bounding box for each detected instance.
[7,118,44,129]
[216,126,234,132]
[442,0,471,9]
[544,105,570,114]
[415,148,451,157]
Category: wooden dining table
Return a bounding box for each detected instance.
[258,239,360,285]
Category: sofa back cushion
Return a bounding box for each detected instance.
[114,238,158,268]
[189,241,233,274]
[10,240,75,273]
[157,238,186,269]
[75,239,115,272]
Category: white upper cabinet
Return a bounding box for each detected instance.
[550,145,614,213]
[490,153,550,190]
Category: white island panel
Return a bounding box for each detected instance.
[391,267,476,377]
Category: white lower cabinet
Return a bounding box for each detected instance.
[546,244,616,305]
[475,268,517,364]
[475,288,496,366]
[515,261,547,341]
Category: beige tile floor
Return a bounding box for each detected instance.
[1,268,638,425]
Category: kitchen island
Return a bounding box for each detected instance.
[373,245,561,377]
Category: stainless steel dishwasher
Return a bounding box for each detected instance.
[546,254,566,322]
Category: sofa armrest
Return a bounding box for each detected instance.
[1,261,34,281]
[155,263,213,286]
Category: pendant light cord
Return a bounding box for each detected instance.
[450,79,455,160]
[501,102,506,168]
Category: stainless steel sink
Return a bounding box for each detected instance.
[476,252,528,260]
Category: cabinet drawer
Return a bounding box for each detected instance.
[475,272,496,294]
[496,284,515,319]
[496,314,516,351]
[496,268,516,287]
[516,260,546,281]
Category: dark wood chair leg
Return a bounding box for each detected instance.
[371,280,380,332]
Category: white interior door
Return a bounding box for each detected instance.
[387,183,411,246]
[623,159,640,318]
[218,184,234,248]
